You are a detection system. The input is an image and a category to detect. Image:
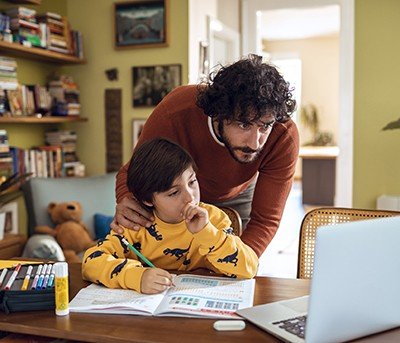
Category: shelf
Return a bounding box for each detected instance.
[0,41,85,64]
[0,116,88,123]
[4,0,41,4]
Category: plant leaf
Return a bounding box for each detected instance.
[382,118,400,130]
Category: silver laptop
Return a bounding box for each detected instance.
[237,216,400,343]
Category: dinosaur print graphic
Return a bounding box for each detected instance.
[163,247,189,260]
[146,224,163,241]
[84,250,104,263]
[112,251,119,259]
[114,234,129,254]
[110,259,128,278]
[217,249,239,266]
[183,258,191,266]
[97,238,109,246]
[132,242,142,251]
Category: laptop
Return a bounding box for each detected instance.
[237,216,400,343]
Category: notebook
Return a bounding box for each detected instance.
[69,274,255,319]
[237,216,400,343]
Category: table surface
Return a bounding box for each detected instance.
[0,263,398,343]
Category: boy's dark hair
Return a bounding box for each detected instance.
[196,54,296,123]
[127,138,196,205]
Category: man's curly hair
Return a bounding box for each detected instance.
[196,54,296,123]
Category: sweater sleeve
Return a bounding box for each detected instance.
[240,122,300,257]
[81,231,147,292]
[192,205,259,279]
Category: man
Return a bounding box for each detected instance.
[112,54,299,257]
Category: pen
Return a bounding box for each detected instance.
[4,264,21,290]
[0,269,8,288]
[31,264,43,290]
[36,264,47,289]
[121,236,156,268]
[21,265,33,290]
[47,264,56,288]
[42,264,53,289]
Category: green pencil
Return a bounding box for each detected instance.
[121,237,156,268]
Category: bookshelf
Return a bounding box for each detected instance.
[0,41,85,64]
[0,116,87,123]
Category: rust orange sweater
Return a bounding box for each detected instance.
[116,85,299,257]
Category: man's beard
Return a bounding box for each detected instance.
[218,121,263,164]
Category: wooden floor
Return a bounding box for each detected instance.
[258,182,310,278]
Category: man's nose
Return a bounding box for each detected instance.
[246,129,263,151]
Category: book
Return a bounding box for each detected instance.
[69,274,255,319]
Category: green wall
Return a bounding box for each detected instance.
[354,0,400,208]
[65,0,189,175]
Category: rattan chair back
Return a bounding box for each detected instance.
[298,207,400,279]
[218,206,243,237]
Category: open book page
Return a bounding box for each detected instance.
[69,284,166,315]
[154,274,255,318]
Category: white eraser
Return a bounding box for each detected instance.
[213,320,246,331]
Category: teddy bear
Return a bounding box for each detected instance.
[35,201,97,263]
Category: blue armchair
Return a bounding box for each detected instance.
[22,173,117,261]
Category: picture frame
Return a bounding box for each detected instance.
[114,0,169,49]
[132,118,147,148]
[132,64,181,107]
[0,201,18,236]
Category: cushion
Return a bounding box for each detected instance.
[94,213,113,240]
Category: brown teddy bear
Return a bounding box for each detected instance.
[35,201,97,263]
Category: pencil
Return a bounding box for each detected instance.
[4,264,21,290]
[21,265,33,290]
[121,236,156,268]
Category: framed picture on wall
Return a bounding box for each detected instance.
[114,0,169,49]
[132,118,147,148]
[132,64,181,107]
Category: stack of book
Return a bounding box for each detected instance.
[0,56,18,90]
[6,7,42,48]
[37,12,70,54]
[0,130,13,181]
[45,130,85,177]
[48,75,80,116]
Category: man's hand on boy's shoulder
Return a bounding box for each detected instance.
[111,195,154,233]
[183,202,209,234]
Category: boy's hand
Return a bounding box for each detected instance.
[183,203,209,234]
[141,268,174,294]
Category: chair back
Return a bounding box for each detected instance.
[298,207,400,279]
[218,206,242,237]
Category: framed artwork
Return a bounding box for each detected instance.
[132,64,181,107]
[0,201,18,236]
[114,0,169,49]
[132,118,147,148]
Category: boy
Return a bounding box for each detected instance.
[82,138,258,294]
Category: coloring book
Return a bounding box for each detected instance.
[69,274,255,318]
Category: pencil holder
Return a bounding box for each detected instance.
[0,263,55,314]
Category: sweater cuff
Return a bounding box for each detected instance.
[124,265,147,292]
[193,221,224,248]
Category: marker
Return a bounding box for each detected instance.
[31,264,43,290]
[47,264,56,288]
[0,269,8,288]
[36,264,47,289]
[42,264,53,289]
[4,264,21,290]
[21,265,33,290]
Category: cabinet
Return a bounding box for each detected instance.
[0,234,27,258]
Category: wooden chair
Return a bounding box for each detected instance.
[297,207,400,279]
[218,206,243,237]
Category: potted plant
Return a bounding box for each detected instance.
[299,104,334,146]
[382,118,400,130]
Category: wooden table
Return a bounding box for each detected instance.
[0,263,399,343]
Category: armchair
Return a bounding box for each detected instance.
[22,173,117,261]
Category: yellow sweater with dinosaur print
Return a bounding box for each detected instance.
[82,203,258,292]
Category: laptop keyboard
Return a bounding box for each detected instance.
[272,315,307,339]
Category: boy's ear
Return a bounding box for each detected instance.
[143,200,153,207]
